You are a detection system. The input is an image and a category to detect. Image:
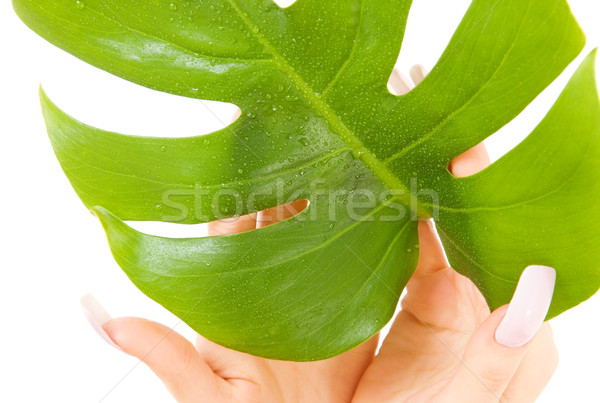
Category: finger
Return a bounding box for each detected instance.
[81,294,226,402]
[231,108,242,122]
[105,318,229,401]
[257,199,308,228]
[207,213,258,236]
[409,64,427,85]
[389,68,413,95]
[411,219,450,278]
[448,142,491,178]
[502,324,559,402]
[436,265,556,402]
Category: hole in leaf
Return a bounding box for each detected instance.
[127,200,309,238]
[483,53,586,163]
[255,200,309,229]
[41,57,238,138]
[387,69,414,96]
[392,0,470,76]
[272,0,297,8]
[448,49,590,179]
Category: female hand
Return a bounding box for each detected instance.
[82,68,558,402]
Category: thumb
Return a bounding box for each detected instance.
[81,295,226,402]
[435,265,556,402]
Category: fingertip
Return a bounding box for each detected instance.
[207,213,258,236]
[495,266,556,348]
[256,200,308,228]
[232,108,241,122]
[448,143,491,178]
[82,299,222,400]
[388,68,413,95]
[101,316,153,354]
[409,64,427,85]
[411,220,450,277]
[80,293,125,352]
[102,316,186,363]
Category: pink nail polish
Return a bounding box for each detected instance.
[409,64,427,85]
[389,69,413,95]
[80,293,124,352]
[495,266,556,348]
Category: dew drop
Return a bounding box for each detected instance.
[75,0,86,9]
[169,2,178,11]
[298,138,310,146]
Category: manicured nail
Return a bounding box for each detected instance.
[80,293,124,352]
[409,64,427,85]
[389,69,414,95]
[495,266,556,348]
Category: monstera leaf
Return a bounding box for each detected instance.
[14,0,600,361]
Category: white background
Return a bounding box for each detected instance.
[1,0,599,402]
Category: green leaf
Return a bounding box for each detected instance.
[14,0,600,361]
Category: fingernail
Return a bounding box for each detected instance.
[80,293,124,352]
[495,266,556,348]
[409,64,427,85]
[389,69,413,95]
[232,108,241,122]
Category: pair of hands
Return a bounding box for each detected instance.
[83,68,558,402]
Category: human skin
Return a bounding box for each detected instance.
[87,68,559,402]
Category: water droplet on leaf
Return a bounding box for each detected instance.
[298,138,310,146]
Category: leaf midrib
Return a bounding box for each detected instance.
[225,0,422,212]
